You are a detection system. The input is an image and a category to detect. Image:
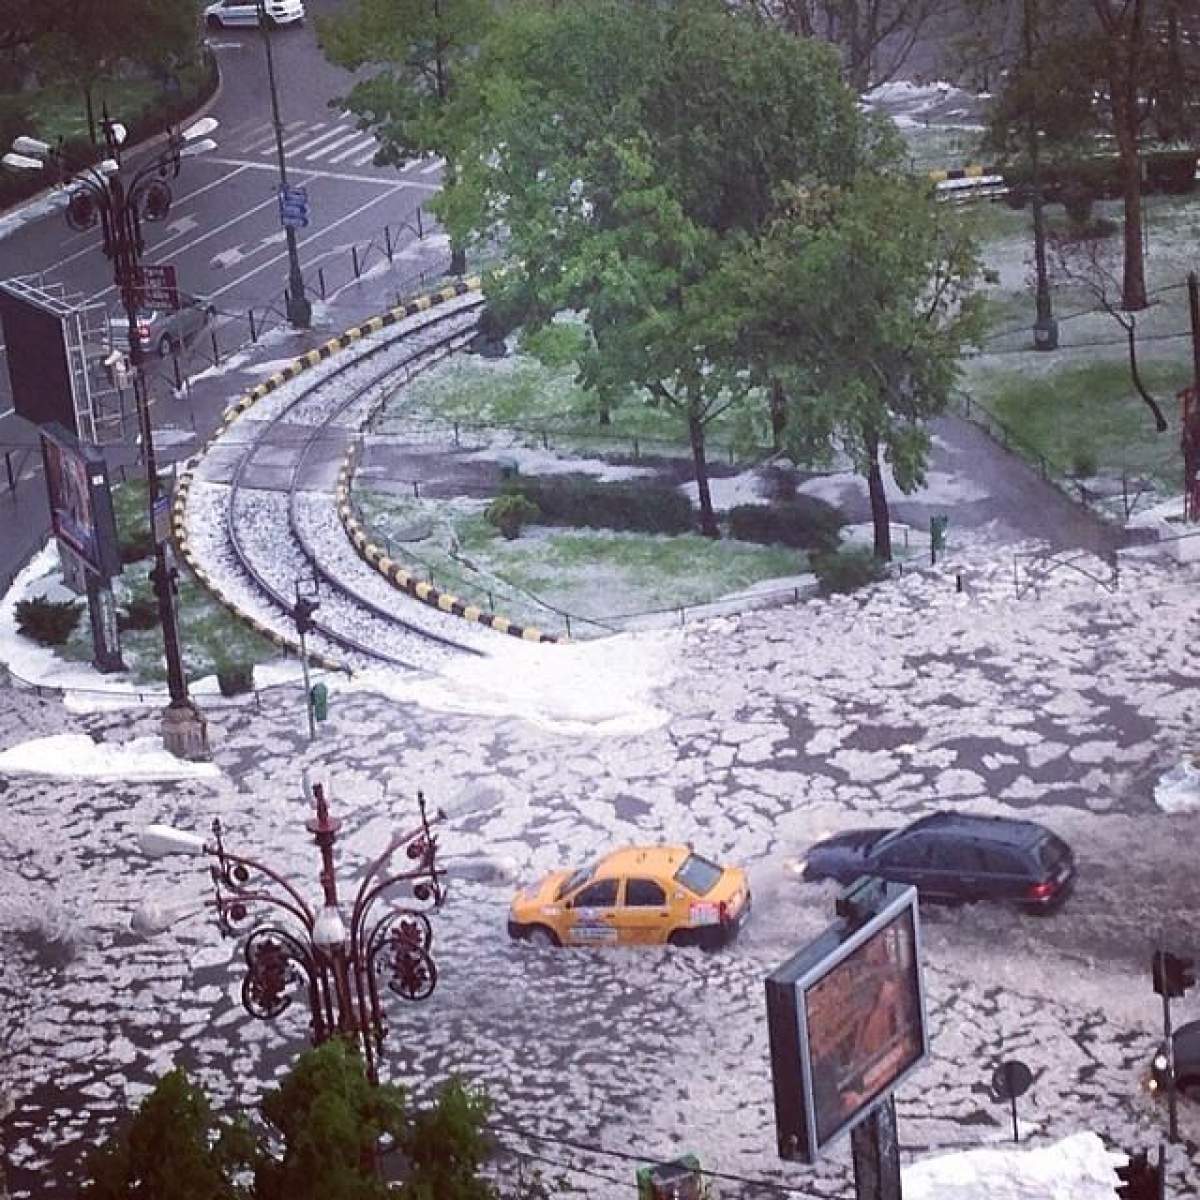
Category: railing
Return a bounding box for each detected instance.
[951,390,1161,523]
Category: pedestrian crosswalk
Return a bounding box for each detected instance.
[218,115,444,176]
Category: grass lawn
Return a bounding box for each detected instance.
[50,479,280,685]
[968,358,1184,490]
[355,492,809,638]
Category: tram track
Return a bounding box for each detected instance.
[182,291,497,673]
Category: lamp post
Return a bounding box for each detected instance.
[3,115,218,760]
[258,0,311,329]
[134,780,445,1084]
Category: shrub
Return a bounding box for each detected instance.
[728,498,842,551]
[118,595,160,632]
[811,547,887,595]
[120,526,155,565]
[512,474,694,534]
[1070,446,1098,478]
[216,664,254,697]
[15,595,82,645]
[485,492,540,539]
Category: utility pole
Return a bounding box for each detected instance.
[1185,273,1200,521]
[258,0,311,329]
[1024,0,1057,351]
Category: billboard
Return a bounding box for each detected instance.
[39,422,121,580]
[765,882,928,1164]
[0,282,75,431]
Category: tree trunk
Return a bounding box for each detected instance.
[688,399,719,538]
[864,428,892,561]
[1122,318,1168,430]
[770,377,787,449]
[1101,2,1149,311]
[1114,118,1147,311]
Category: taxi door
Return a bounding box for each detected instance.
[561,878,622,946]
[618,877,674,944]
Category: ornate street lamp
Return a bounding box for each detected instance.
[3,114,218,760]
[134,781,446,1083]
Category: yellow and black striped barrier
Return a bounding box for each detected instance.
[334,455,563,644]
[174,276,499,667]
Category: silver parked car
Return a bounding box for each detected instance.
[111,295,217,358]
[204,0,305,27]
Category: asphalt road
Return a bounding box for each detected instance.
[0,8,441,431]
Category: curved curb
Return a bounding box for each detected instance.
[334,455,563,645]
[172,277,500,664]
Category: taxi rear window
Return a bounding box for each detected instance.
[674,854,722,896]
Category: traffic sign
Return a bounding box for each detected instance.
[132,264,179,310]
[278,184,310,230]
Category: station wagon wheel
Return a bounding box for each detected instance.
[525,925,557,949]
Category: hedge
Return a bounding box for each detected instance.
[727,498,842,551]
[510,474,694,534]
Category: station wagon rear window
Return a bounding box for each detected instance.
[674,854,722,896]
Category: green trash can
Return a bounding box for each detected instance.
[636,1154,702,1199]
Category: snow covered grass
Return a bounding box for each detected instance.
[356,491,810,637]
[375,322,745,455]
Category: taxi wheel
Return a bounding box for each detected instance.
[668,929,695,948]
[526,925,558,949]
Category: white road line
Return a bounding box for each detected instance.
[279,122,334,152]
[419,157,445,175]
[352,147,381,167]
[305,131,366,161]
[297,126,361,158]
[206,184,410,300]
[203,156,437,189]
[84,186,284,306]
[329,136,377,165]
[32,166,252,279]
[243,120,319,154]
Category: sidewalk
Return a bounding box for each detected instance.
[0,240,455,594]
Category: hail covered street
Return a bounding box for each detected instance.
[2,531,1198,1197]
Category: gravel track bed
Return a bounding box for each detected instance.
[184,298,492,671]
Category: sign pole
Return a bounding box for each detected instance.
[850,1096,902,1200]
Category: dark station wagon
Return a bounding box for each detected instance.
[796,811,1075,912]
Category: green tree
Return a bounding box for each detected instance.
[318,0,491,274]
[435,0,879,538]
[708,178,984,560]
[254,1039,405,1200]
[78,1068,252,1200]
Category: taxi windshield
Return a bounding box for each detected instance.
[674,854,722,896]
[556,863,597,900]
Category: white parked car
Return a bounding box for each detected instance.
[204,0,304,28]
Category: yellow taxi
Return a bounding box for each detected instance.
[507,844,751,950]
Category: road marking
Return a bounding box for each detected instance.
[329,136,378,164]
[203,156,436,189]
[206,184,411,300]
[420,157,445,175]
[241,119,311,154]
[30,165,251,279]
[352,147,381,167]
[279,122,333,152]
[305,130,366,161]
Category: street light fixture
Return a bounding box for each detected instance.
[257,0,311,329]
[134,780,446,1083]
[3,113,218,759]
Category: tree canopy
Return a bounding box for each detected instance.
[432,0,981,553]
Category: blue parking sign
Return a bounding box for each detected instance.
[278,184,310,230]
